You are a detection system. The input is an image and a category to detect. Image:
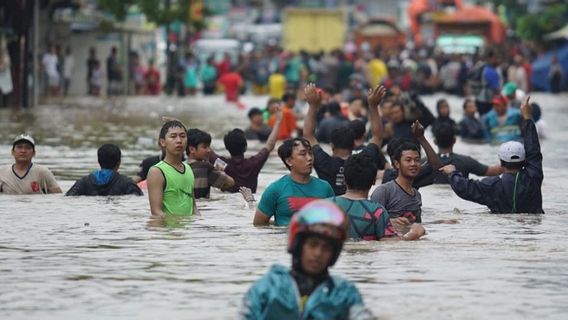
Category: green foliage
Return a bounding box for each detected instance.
[97,0,208,31]
[516,4,568,43]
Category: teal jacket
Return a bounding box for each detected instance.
[238,264,373,320]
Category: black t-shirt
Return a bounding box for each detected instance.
[313,143,385,196]
[382,152,488,188]
[137,155,161,181]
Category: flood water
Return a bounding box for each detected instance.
[1,93,567,319]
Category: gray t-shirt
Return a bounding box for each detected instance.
[370,180,422,223]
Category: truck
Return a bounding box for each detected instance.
[283,8,346,53]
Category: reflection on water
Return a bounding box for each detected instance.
[1,94,568,319]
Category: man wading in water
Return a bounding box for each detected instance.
[439,96,543,213]
[240,200,374,319]
[147,120,196,217]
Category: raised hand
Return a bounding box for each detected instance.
[367,85,386,107]
[411,120,425,138]
[304,83,323,108]
[439,164,457,176]
[520,95,533,120]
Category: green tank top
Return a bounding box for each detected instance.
[154,161,195,216]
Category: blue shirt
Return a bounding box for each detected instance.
[239,264,372,320]
[482,107,522,143]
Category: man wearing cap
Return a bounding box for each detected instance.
[439,96,543,214]
[481,94,522,143]
[0,134,62,194]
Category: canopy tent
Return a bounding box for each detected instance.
[544,24,568,40]
[531,44,568,92]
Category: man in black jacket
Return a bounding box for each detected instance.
[439,96,543,213]
[66,144,142,196]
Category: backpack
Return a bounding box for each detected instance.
[467,62,486,96]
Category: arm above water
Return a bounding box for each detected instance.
[520,97,543,180]
[147,167,166,218]
[412,121,443,170]
[441,166,492,207]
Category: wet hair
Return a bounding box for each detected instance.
[187,128,211,149]
[278,138,311,171]
[436,98,449,114]
[434,123,456,149]
[463,98,475,110]
[327,102,342,116]
[393,142,421,163]
[500,160,525,170]
[224,128,247,156]
[344,153,377,191]
[282,92,296,103]
[248,107,263,120]
[159,120,187,140]
[348,120,366,140]
[330,126,355,150]
[97,144,121,169]
[386,137,418,161]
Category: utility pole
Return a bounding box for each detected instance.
[32,0,39,107]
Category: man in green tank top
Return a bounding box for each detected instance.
[147,120,196,217]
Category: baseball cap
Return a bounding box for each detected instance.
[501,82,517,97]
[498,141,525,163]
[13,134,35,149]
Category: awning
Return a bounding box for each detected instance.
[544,24,568,40]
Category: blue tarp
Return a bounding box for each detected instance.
[531,44,568,92]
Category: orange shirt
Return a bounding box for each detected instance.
[268,108,297,140]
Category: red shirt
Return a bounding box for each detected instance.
[144,68,161,95]
[218,72,243,101]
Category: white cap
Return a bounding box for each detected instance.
[13,133,35,148]
[498,141,525,163]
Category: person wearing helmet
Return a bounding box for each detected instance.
[439,96,543,213]
[0,134,61,194]
[239,200,374,319]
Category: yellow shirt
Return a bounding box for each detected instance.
[367,59,388,87]
[268,73,286,99]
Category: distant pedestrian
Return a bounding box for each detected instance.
[106,47,122,96]
[86,47,99,95]
[549,56,564,93]
[42,45,60,97]
[62,46,74,96]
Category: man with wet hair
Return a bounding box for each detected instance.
[440,96,543,213]
[209,109,282,193]
[371,141,425,227]
[187,128,234,199]
[0,134,61,194]
[66,144,142,196]
[244,107,272,142]
[253,137,334,226]
[304,84,387,195]
[147,120,196,217]
[329,153,425,241]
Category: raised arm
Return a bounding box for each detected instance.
[412,120,443,170]
[303,83,323,146]
[264,108,282,152]
[367,85,386,147]
[520,96,543,180]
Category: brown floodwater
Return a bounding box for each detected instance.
[1,93,567,319]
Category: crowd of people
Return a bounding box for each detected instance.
[0,73,544,317]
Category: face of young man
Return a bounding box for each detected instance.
[301,236,334,275]
[190,143,211,161]
[12,142,35,164]
[395,150,420,179]
[251,114,263,127]
[160,126,187,158]
[465,101,477,116]
[287,142,313,176]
